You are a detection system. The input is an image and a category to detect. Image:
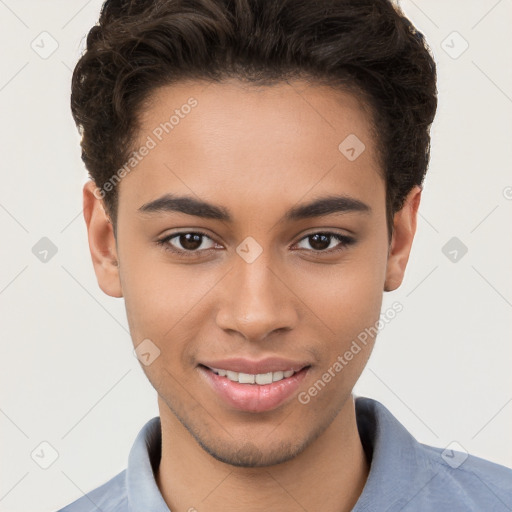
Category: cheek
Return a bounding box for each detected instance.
[120,262,206,392]
[301,236,388,392]
[306,247,387,337]
[119,250,222,363]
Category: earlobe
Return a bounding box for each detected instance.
[384,186,422,292]
[82,180,123,298]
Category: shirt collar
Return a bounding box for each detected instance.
[352,396,437,511]
[125,396,436,511]
[126,415,169,511]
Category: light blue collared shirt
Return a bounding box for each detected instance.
[56,396,512,511]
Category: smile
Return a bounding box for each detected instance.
[207,367,297,385]
[198,364,310,413]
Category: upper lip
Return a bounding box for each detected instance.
[199,357,310,374]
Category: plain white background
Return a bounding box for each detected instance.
[0,1,511,510]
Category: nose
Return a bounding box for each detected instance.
[215,250,299,343]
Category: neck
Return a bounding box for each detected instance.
[156,396,369,512]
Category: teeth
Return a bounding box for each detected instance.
[273,371,284,382]
[210,367,297,384]
[226,370,238,381]
[238,372,255,384]
[255,372,273,385]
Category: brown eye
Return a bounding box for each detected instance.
[176,233,204,251]
[295,232,355,253]
[156,231,217,255]
[308,233,332,251]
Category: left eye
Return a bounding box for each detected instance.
[294,232,354,253]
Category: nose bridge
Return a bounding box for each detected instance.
[216,243,297,341]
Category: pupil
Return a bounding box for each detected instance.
[310,234,330,251]
[181,233,202,250]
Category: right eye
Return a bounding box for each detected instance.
[156,231,219,256]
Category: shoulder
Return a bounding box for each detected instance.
[55,470,128,512]
[416,442,512,509]
[354,396,512,511]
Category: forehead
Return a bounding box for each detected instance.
[120,78,384,214]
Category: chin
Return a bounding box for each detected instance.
[195,436,302,468]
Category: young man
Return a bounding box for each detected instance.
[59,0,512,510]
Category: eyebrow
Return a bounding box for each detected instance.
[137,193,371,223]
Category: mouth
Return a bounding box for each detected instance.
[198,363,311,413]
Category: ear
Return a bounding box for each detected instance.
[82,180,123,298]
[384,185,422,292]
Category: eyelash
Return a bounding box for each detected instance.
[155,230,356,257]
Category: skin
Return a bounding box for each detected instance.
[83,78,421,512]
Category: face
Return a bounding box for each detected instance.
[84,78,419,467]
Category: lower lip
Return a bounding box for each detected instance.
[199,365,310,413]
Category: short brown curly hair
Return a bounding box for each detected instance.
[71,0,437,240]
